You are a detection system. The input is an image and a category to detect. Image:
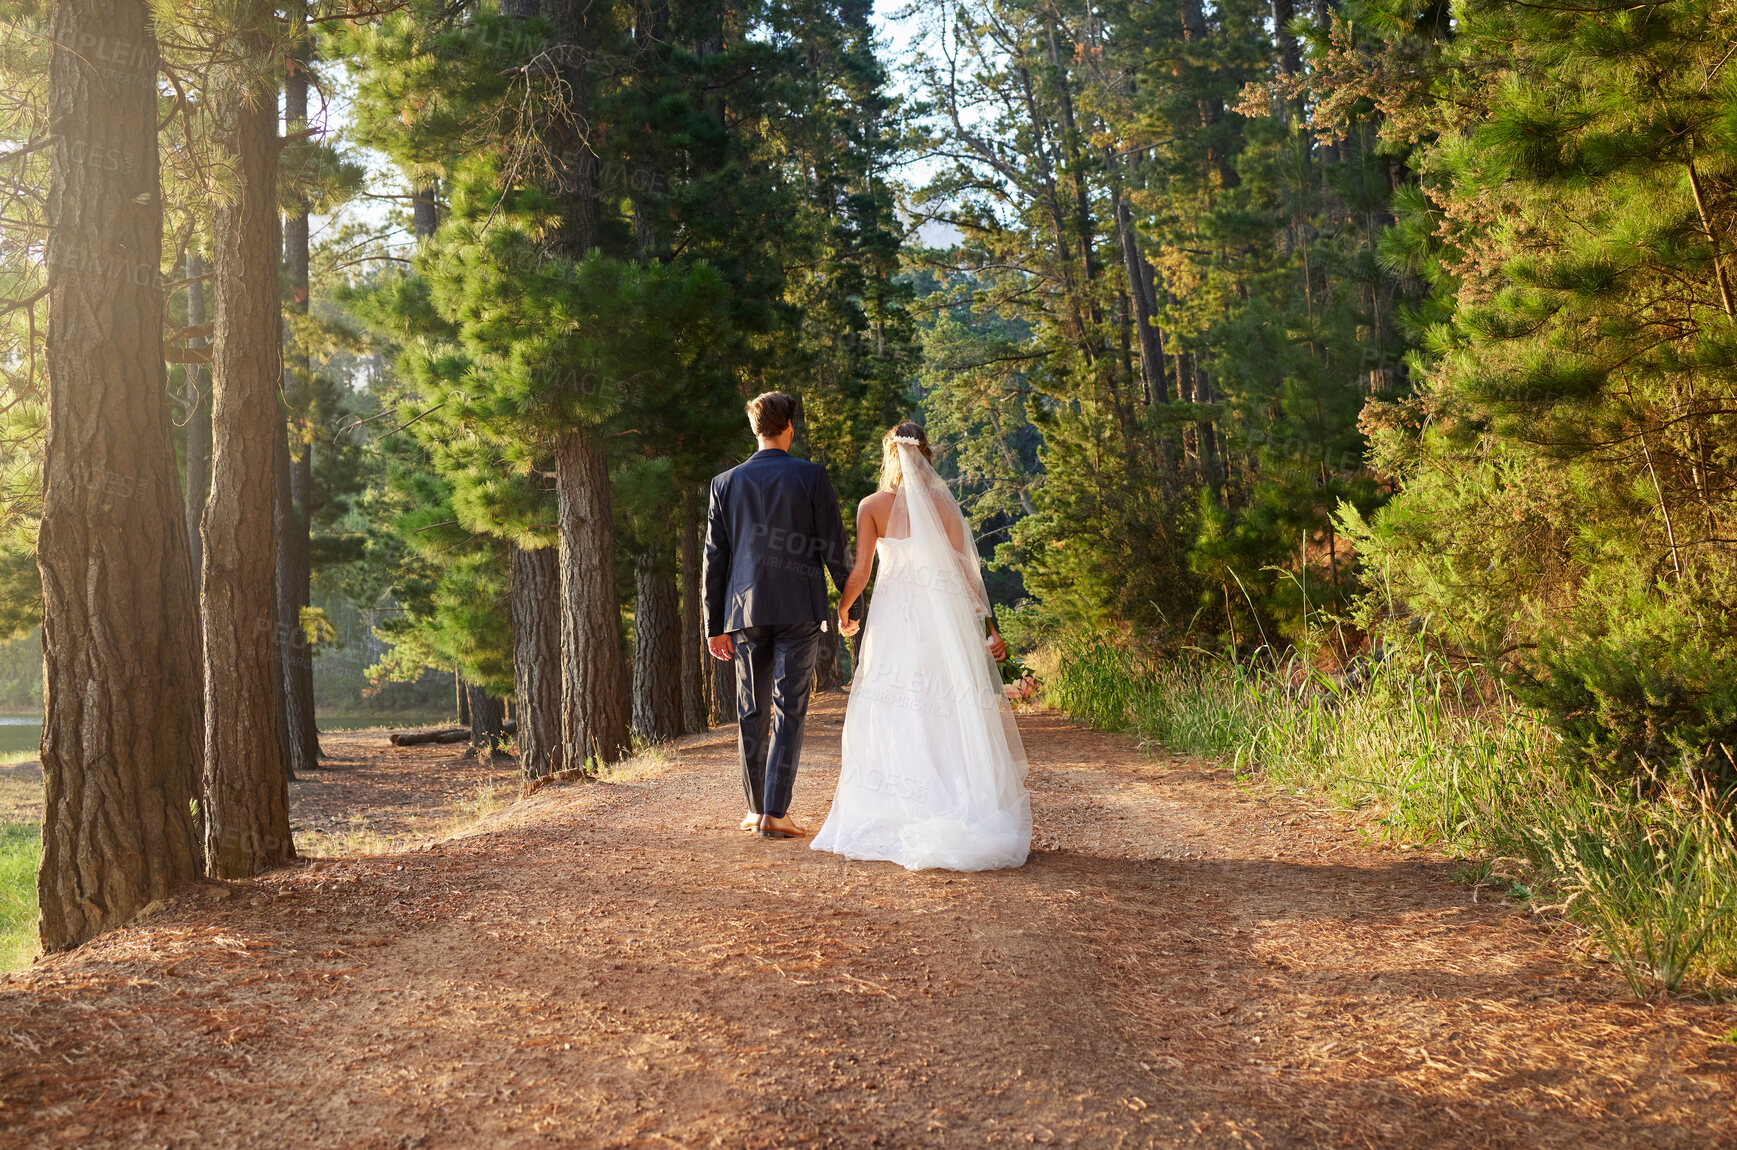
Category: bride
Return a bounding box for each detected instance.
[812,423,1032,871]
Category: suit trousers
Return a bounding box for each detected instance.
[733,621,823,819]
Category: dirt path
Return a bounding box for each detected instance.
[0,695,1733,1148]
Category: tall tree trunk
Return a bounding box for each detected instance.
[271,420,296,783]
[679,487,707,733]
[813,626,842,691]
[632,550,682,743]
[1106,153,1170,408]
[279,0,321,774]
[1272,0,1302,107]
[555,428,631,767]
[1180,0,1241,188]
[710,643,733,726]
[543,1,629,767]
[510,544,562,778]
[467,685,506,756]
[456,672,470,725]
[411,182,440,238]
[544,0,600,259]
[1044,22,1100,321]
[38,0,201,950]
[203,0,295,878]
[183,250,211,591]
[1197,363,1223,497]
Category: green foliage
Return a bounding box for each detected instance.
[329,0,912,688]
[1516,599,1737,794]
[905,0,1415,645]
[1340,0,1737,786]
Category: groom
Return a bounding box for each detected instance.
[703,392,856,840]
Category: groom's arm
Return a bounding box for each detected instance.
[812,467,859,622]
[703,477,731,639]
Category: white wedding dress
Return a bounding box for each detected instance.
[811,443,1031,871]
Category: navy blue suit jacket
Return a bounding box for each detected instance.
[704,449,854,637]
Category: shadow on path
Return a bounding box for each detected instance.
[0,694,1731,1148]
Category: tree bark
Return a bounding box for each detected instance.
[272,419,296,783]
[632,550,683,743]
[202,1,295,878]
[280,0,321,775]
[390,726,470,746]
[183,250,211,592]
[813,625,842,691]
[1272,0,1301,93]
[1196,362,1224,496]
[466,685,506,755]
[543,0,601,260]
[1044,22,1100,318]
[1180,0,1241,188]
[38,0,202,951]
[710,643,733,726]
[679,487,707,733]
[456,672,470,725]
[1106,152,1170,407]
[556,428,632,767]
[510,544,562,778]
[411,182,440,239]
[538,2,628,768]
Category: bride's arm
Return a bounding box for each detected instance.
[836,498,882,636]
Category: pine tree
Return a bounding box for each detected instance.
[278,0,322,777]
[200,0,296,875]
[1342,0,1737,786]
[36,0,201,947]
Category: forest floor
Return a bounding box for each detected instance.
[0,694,1734,1148]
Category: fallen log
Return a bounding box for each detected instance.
[389,726,469,746]
[388,720,518,746]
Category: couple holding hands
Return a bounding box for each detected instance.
[703,392,1030,872]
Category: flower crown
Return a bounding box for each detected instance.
[891,434,922,446]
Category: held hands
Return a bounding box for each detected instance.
[707,634,735,661]
[838,599,861,638]
[988,631,1007,662]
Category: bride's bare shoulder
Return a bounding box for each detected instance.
[856,489,895,535]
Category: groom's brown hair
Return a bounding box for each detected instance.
[746,391,797,437]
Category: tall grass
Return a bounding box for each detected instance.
[1048,637,1737,998]
[0,822,39,971]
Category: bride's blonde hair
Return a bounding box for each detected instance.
[878,422,933,492]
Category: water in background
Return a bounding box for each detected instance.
[0,593,464,762]
[0,718,34,758]
[0,715,456,761]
